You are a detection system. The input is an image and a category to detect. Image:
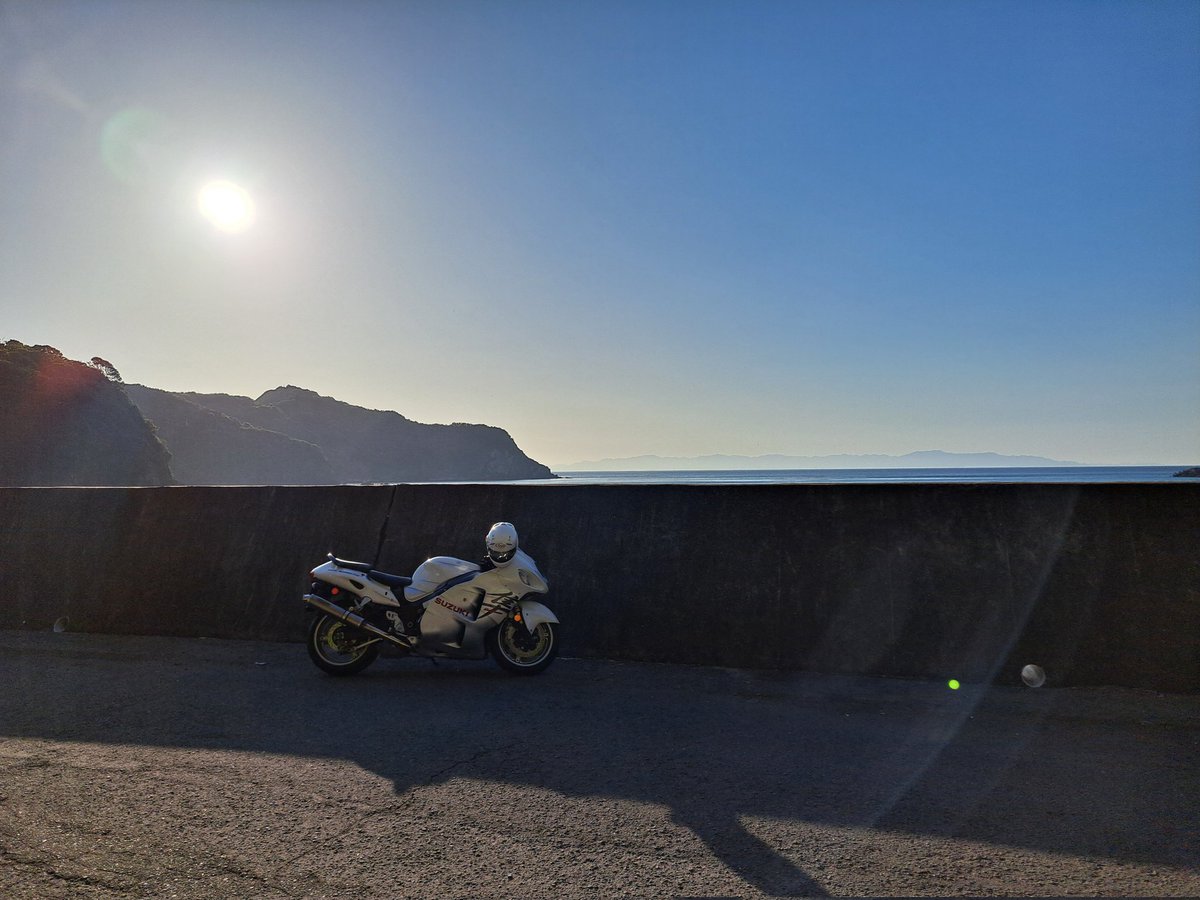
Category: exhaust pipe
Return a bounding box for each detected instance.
[304,594,412,649]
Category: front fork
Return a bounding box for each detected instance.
[504,597,526,629]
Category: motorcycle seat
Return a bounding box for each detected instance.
[331,555,374,573]
[370,570,413,590]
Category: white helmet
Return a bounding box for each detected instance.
[485,521,518,567]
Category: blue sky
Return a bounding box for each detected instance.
[1,0,1197,465]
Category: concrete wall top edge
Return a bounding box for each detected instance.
[3,481,1196,492]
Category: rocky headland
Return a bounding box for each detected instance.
[0,341,174,486]
[128,384,553,484]
[0,342,552,485]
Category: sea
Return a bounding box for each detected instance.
[509,466,1194,485]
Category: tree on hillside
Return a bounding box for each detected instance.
[0,341,171,485]
[89,357,123,383]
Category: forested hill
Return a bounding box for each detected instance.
[122,385,336,485]
[0,341,174,486]
[128,384,554,484]
[1,343,553,485]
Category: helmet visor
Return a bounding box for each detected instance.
[488,547,516,564]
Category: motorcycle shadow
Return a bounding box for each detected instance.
[3,635,1196,897]
[343,659,832,897]
[320,656,1200,897]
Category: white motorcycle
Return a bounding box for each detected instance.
[303,530,559,676]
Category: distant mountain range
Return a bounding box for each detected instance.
[0,341,552,485]
[556,450,1085,472]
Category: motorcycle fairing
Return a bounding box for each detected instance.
[405,556,482,602]
[311,560,403,606]
[416,550,550,654]
[419,579,516,655]
[516,599,559,634]
[311,548,552,659]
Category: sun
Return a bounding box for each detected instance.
[197,180,256,233]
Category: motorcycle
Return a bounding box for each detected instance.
[303,543,560,676]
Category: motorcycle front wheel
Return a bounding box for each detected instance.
[490,619,558,675]
[307,613,380,676]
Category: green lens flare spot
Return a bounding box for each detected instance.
[100,107,170,185]
[948,679,961,690]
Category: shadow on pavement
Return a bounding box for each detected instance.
[1,632,1198,896]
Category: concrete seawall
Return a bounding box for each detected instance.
[1,483,1196,691]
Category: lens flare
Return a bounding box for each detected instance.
[947,679,960,690]
[101,107,170,185]
[197,180,256,233]
[1021,664,1046,688]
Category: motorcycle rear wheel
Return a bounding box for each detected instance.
[307,613,379,676]
[490,619,558,675]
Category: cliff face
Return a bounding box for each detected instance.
[0,342,173,486]
[168,386,554,482]
[123,385,336,485]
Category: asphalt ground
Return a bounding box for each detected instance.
[0,631,1197,898]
